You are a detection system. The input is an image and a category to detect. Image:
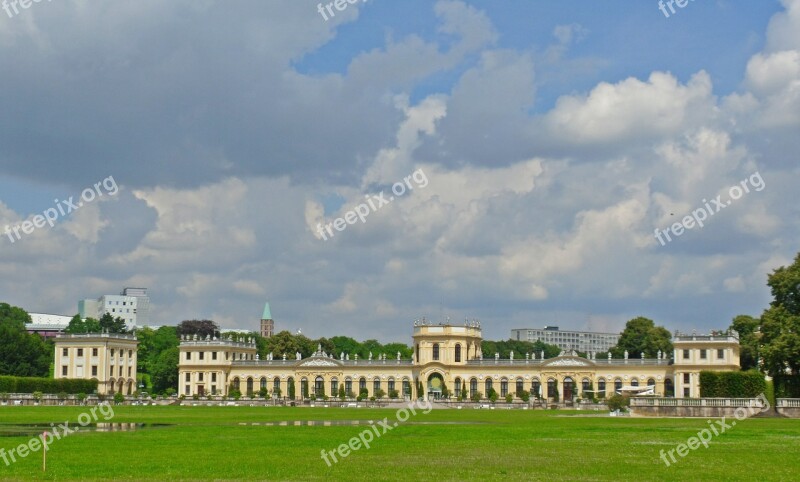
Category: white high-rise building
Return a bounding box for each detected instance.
[79,287,150,329]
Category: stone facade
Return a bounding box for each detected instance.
[53,333,139,395]
[177,324,740,400]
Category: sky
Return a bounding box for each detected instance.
[1,0,799,343]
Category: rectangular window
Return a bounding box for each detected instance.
[62,348,68,356]
[199,373,204,382]
[111,349,115,357]
[683,387,690,397]
[185,386,190,395]
[700,349,707,359]
[118,366,122,376]
[92,348,98,357]
[185,373,191,382]
[92,366,98,377]
[129,350,132,358]
[683,349,690,359]
[128,367,132,377]
[199,352,204,360]
[77,348,84,357]
[717,349,725,359]
[683,373,690,384]
[186,351,191,360]
[62,366,68,376]
[211,373,217,383]
[212,352,217,360]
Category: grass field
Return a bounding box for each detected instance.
[0,404,798,481]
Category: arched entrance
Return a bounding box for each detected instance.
[563,377,574,402]
[427,373,444,400]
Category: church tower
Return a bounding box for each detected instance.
[260,302,274,338]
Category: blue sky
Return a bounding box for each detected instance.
[1,0,798,343]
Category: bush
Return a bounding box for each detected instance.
[114,392,125,405]
[32,391,43,402]
[470,391,482,402]
[388,389,399,399]
[0,376,98,394]
[607,394,630,411]
[518,390,530,402]
[700,370,766,397]
[505,393,513,403]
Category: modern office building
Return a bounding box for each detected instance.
[53,333,139,395]
[79,287,150,329]
[511,326,620,354]
[178,321,739,400]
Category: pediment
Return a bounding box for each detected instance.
[298,357,341,367]
[540,356,594,367]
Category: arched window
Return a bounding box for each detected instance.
[531,379,541,398]
[563,377,574,401]
[454,377,462,398]
[331,378,339,396]
[614,378,623,393]
[433,343,440,361]
[232,377,240,391]
[598,378,606,398]
[500,378,509,397]
[273,377,281,395]
[300,378,309,398]
[402,378,411,397]
[246,377,254,396]
[516,378,524,396]
[582,378,591,394]
[455,344,462,363]
[315,376,325,397]
[470,378,478,397]
[359,377,367,395]
[388,378,395,393]
[345,377,353,396]
[373,377,381,395]
[260,377,267,390]
[647,378,656,388]
[485,378,493,396]
[631,378,639,387]
[547,378,557,399]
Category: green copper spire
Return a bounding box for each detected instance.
[262,302,272,320]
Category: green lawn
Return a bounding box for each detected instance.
[0,405,798,481]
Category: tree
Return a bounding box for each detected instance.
[609,317,672,358]
[99,313,127,334]
[288,378,296,399]
[64,314,101,334]
[150,347,179,394]
[760,254,800,397]
[729,315,760,371]
[177,319,219,339]
[0,303,50,377]
[338,384,346,400]
[481,339,560,359]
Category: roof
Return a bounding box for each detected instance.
[262,302,272,320]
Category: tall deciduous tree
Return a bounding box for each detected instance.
[729,315,760,371]
[760,253,800,397]
[177,319,219,339]
[0,303,50,377]
[609,317,672,359]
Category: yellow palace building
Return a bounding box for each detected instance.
[177,322,740,402]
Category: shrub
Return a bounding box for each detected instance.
[388,389,399,399]
[700,370,766,398]
[607,394,630,411]
[375,389,386,400]
[114,392,125,405]
[0,376,97,394]
[32,391,43,402]
[505,393,513,403]
[518,390,530,402]
[470,391,482,402]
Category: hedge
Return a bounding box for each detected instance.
[0,376,97,394]
[699,370,766,398]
